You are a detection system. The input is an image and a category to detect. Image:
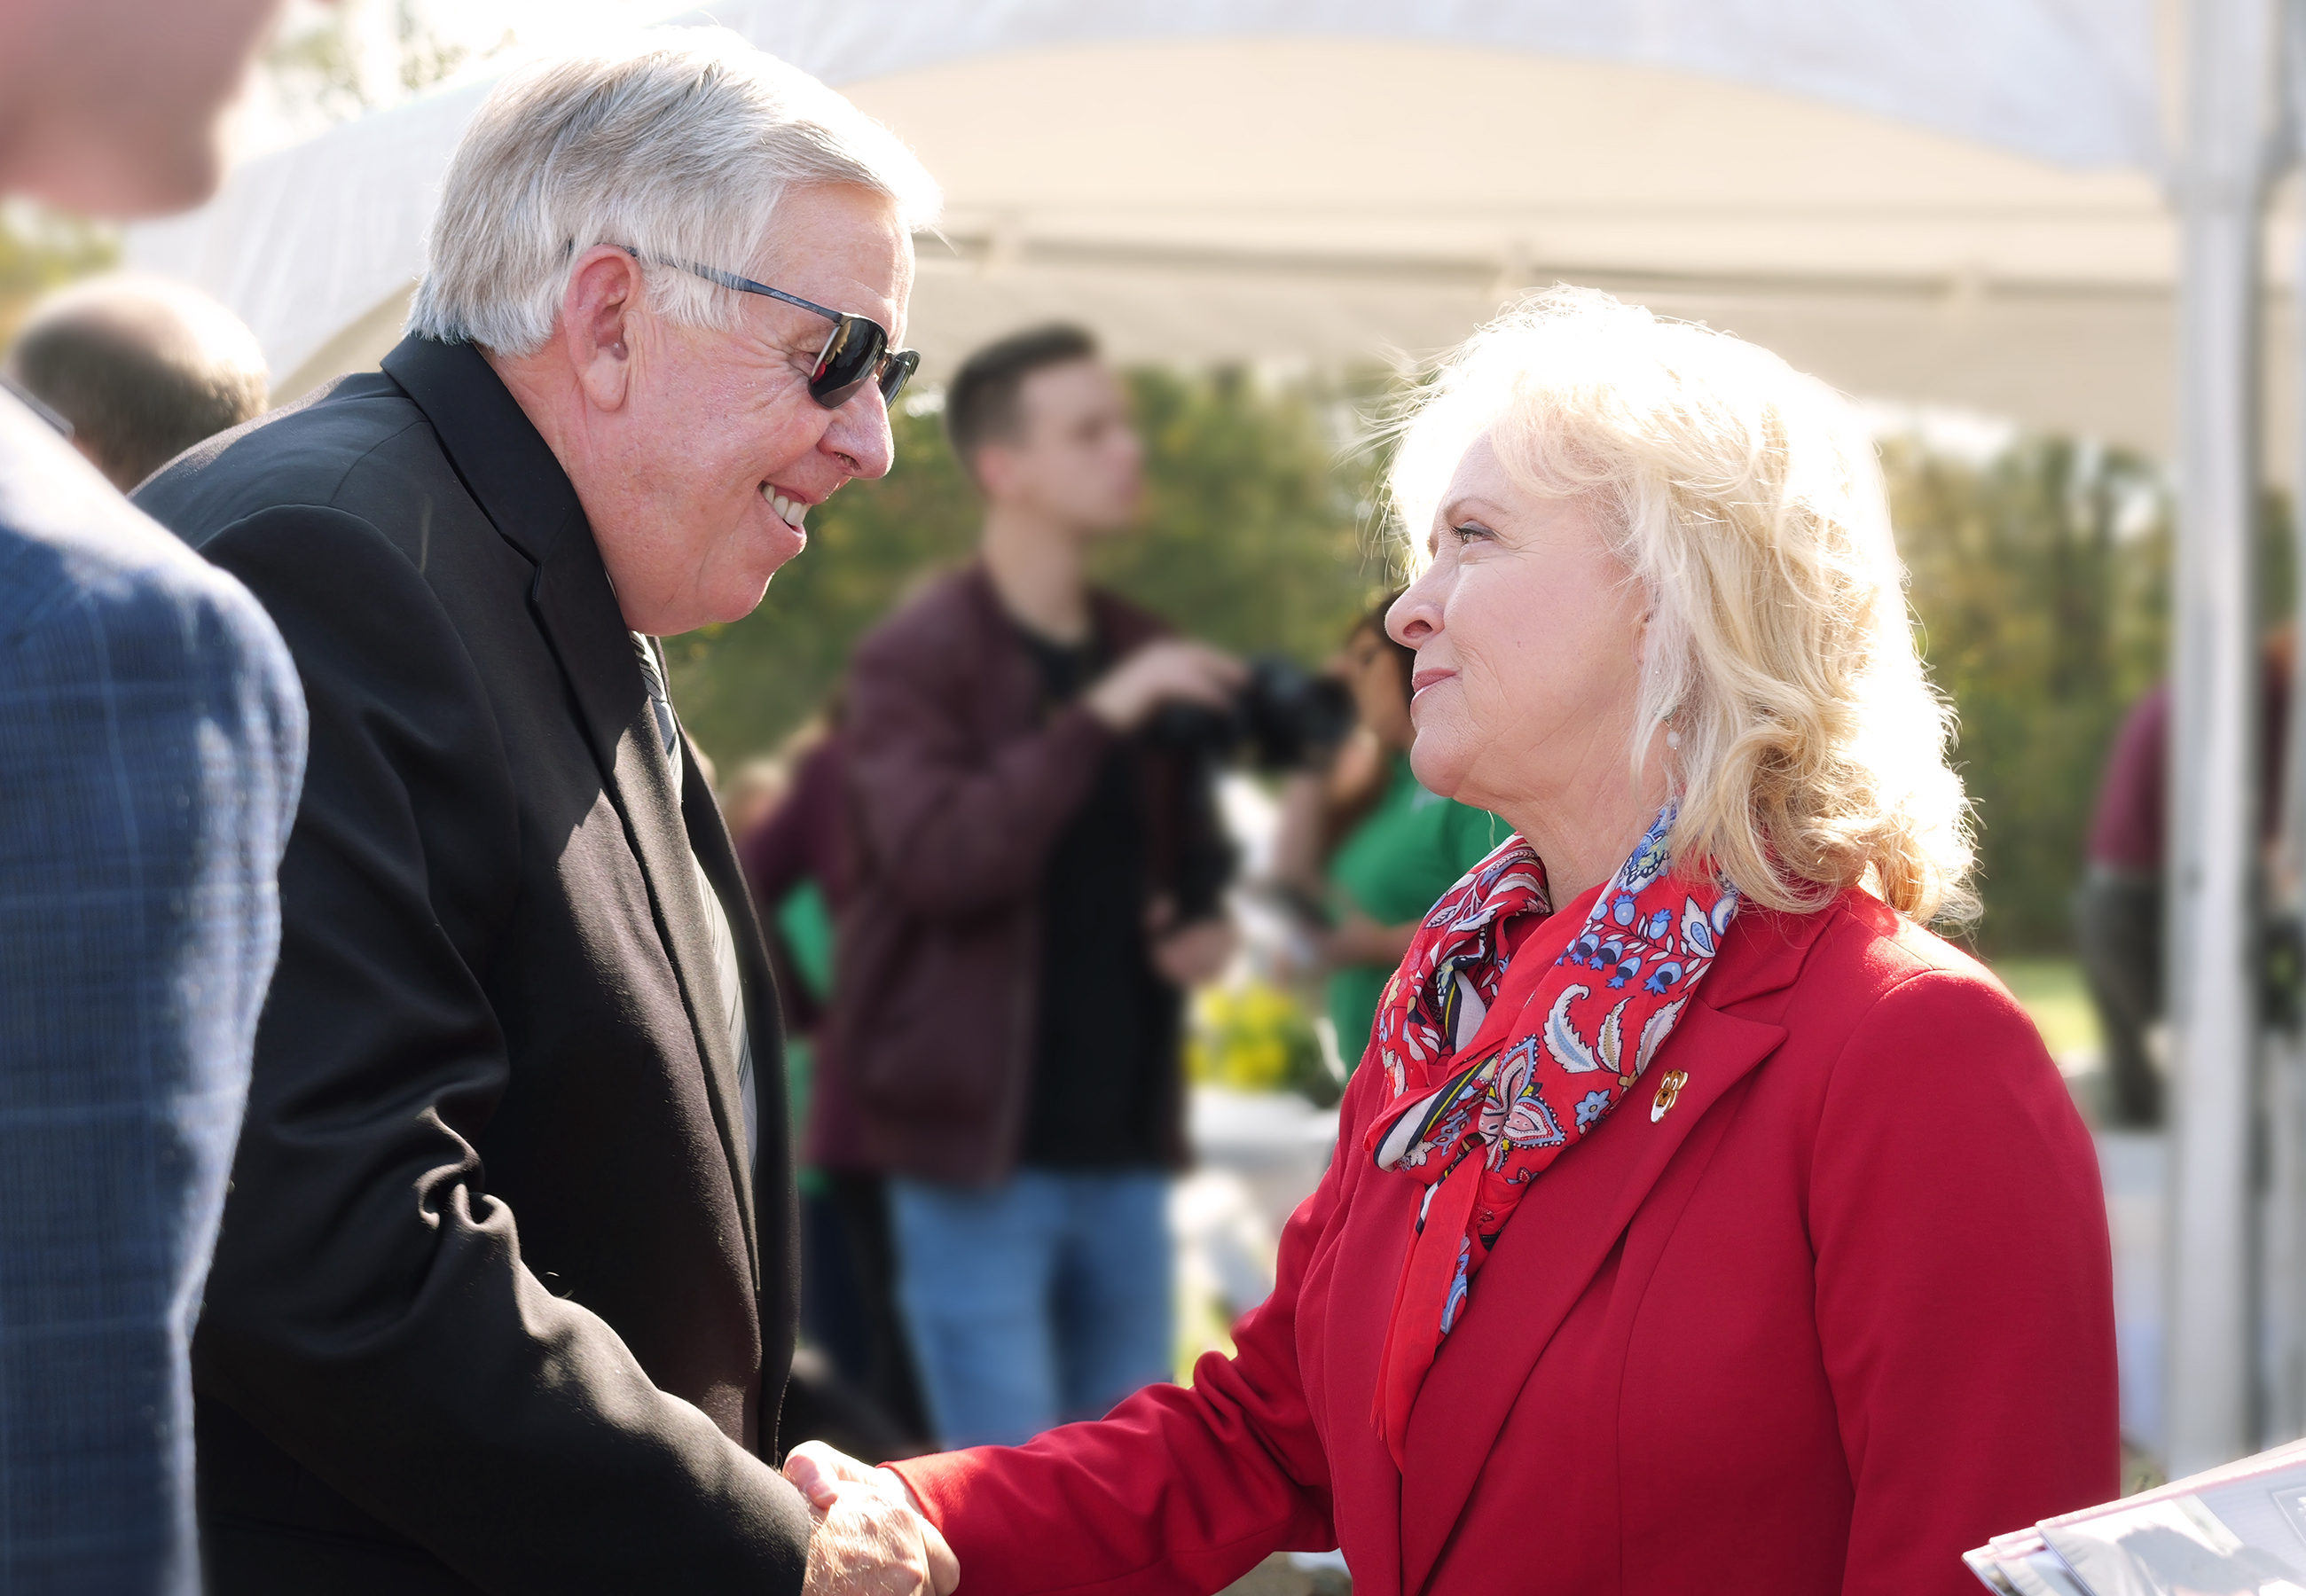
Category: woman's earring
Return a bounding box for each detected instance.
[1666,726,1682,750]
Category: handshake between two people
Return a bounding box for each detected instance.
[787,1441,961,1596]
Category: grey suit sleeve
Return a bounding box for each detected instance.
[0,534,305,1595]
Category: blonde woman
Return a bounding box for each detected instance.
[788,289,2117,1596]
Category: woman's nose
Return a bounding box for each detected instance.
[1387,589,1439,646]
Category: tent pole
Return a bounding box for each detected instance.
[2168,0,2273,1477]
[2271,0,2306,1452]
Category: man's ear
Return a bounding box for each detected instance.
[971,440,1015,504]
[560,245,643,412]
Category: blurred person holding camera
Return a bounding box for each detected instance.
[0,0,307,1591]
[831,324,1240,1449]
[5,274,271,492]
[1274,592,1502,1072]
[135,31,954,1596]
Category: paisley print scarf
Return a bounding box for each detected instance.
[1360,802,1737,1467]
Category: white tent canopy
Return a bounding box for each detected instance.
[128,0,2263,467]
[684,0,2168,168]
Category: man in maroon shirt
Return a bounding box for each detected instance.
[828,325,1241,1448]
[2079,630,2290,1127]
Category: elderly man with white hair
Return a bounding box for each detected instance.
[137,30,953,1596]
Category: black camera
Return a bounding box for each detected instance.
[1149,653,1355,771]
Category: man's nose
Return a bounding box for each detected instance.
[824,388,896,479]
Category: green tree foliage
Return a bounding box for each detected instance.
[666,367,1392,763]
[1886,437,2177,952]
[0,203,119,340]
[262,8,373,125]
[395,1,474,97]
[261,0,482,135]
[1085,368,1392,666]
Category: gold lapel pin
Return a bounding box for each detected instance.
[1650,1069,1690,1123]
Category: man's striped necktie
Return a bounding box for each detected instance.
[633,634,757,1167]
[632,635,684,776]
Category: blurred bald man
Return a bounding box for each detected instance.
[7,277,271,491]
[0,0,306,1592]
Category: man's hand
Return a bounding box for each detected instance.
[1084,640,1243,732]
[798,1483,954,1596]
[786,1443,959,1596]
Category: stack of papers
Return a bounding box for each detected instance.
[1967,1439,2306,1593]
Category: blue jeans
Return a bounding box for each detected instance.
[889,1168,1173,1448]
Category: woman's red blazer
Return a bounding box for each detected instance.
[890,890,2119,1596]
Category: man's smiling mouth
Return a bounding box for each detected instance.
[761,484,810,532]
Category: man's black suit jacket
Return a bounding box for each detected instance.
[137,336,812,1594]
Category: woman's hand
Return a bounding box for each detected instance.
[1153,919,1236,988]
[1144,895,1237,989]
[1326,730,1384,805]
[1269,769,1330,896]
[1322,911,1418,971]
[1273,728,1387,897]
[785,1442,960,1596]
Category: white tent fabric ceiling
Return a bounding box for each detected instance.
[130,0,2271,464]
[691,0,2167,169]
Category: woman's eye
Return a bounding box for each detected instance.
[1453,521,1494,544]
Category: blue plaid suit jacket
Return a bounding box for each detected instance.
[0,390,304,1594]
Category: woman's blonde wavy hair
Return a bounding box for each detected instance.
[1388,286,1976,924]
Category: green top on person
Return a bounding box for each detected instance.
[1276,591,1500,1075]
[1324,748,1500,1061]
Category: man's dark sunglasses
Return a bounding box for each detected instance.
[627,249,919,410]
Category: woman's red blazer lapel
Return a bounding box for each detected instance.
[1391,907,1834,1595]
